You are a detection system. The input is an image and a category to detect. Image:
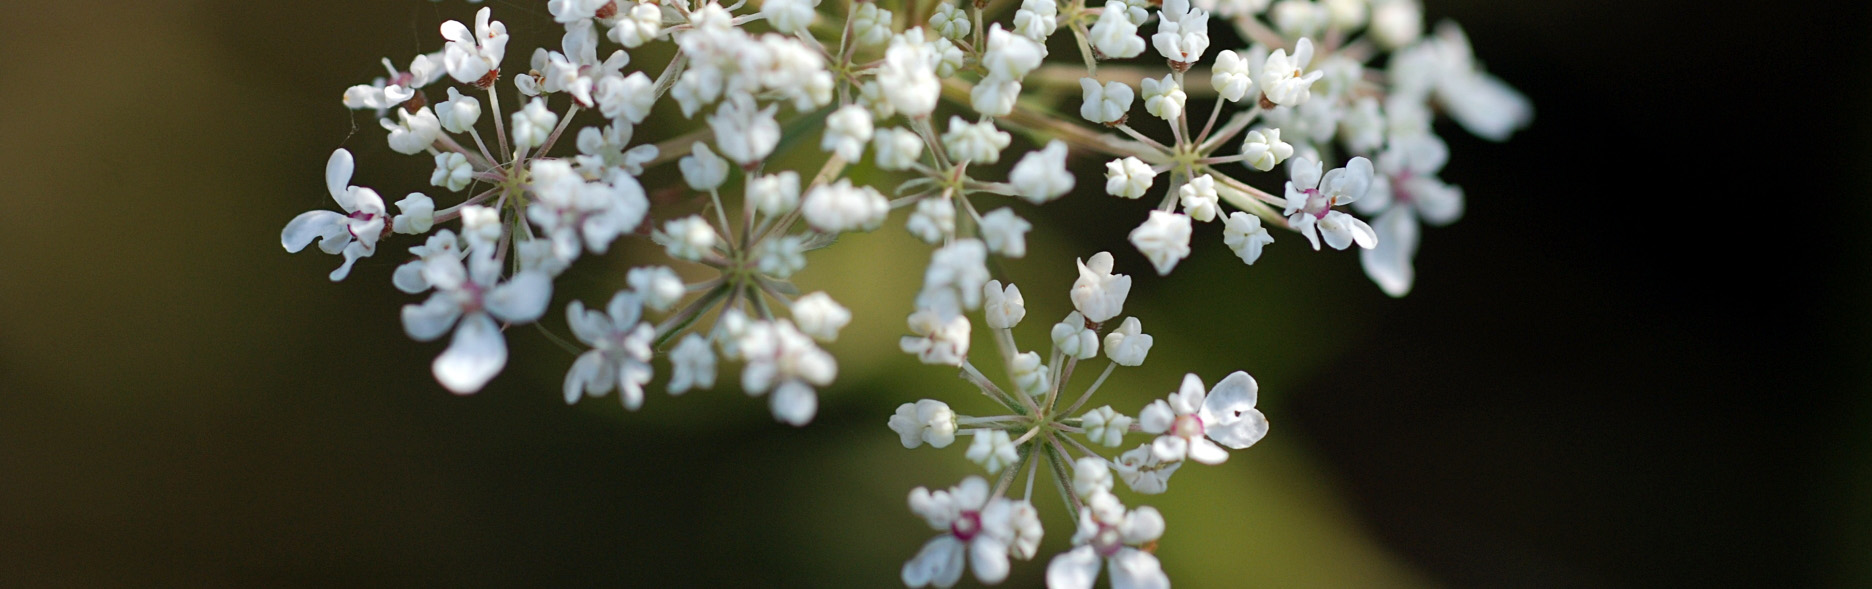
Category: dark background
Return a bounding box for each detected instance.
[0,0,1866,586]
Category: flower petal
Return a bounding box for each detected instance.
[1046,545,1101,589]
[1201,371,1268,449]
[1359,206,1418,298]
[281,210,345,253]
[563,351,605,404]
[902,535,966,589]
[969,537,1011,585]
[485,271,552,323]
[770,380,817,426]
[326,149,355,206]
[1108,548,1169,589]
[1187,436,1229,464]
[401,293,463,342]
[432,312,506,394]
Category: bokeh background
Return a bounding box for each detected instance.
[1,0,1867,586]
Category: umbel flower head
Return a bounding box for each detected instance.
[282,0,1527,583]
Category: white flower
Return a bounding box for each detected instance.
[1008,140,1074,204]
[801,179,889,233]
[1046,491,1168,589]
[393,230,463,294]
[1425,24,1534,142]
[754,234,808,278]
[1010,350,1050,397]
[679,141,731,191]
[999,499,1045,561]
[1078,78,1134,124]
[1073,456,1115,498]
[1140,74,1185,121]
[563,291,655,409]
[660,215,720,260]
[1112,442,1181,494]
[737,319,836,425]
[873,127,925,171]
[982,280,1027,329]
[907,197,956,244]
[382,107,441,155]
[435,87,481,133]
[1103,157,1155,199]
[930,3,971,42]
[942,117,1011,164]
[916,239,991,315]
[668,333,717,395]
[1212,49,1254,102]
[459,204,502,246]
[441,7,509,86]
[1369,0,1423,49]
[762,0,819,34]
[970,76,1022,117]
[851,4,895,47]
[1223,212,1275,265]
[983,25,1045,80]
[401,249,552,394]
[878,32,940,117]
[902,477,1017,587]
[1178,174,1220,222]
[1356,135,1463,296]
[627,266,685,312]
[1102,317,1153,366]
[747,171,801,217]
[1325,0,1367,29]
[978,208,1032,258]
[281,149,387,282]
[1051,311,1099,360]
[608,1,663,48]
[708,95,781,165]
[1340,97,1387,154]
[1152,0,1210,63]
[791,292,852,342]
[1082,406,1133,447]
[1270,0,1329,38]
[1088,1,1146,59]
[967,430,1020,474]
[1283,155,1378,250]
[1138,372,1269,464]
[1256,37,1324,107]
[429,152,472,192]
[1013,0,1059,41]
[1241,128,1295,171]
[526,162,649,261]
[392,193,435,235]
[510,98,558,150]
[1128,210,1192,275]
[595,71,655,123]
[821,105,874,162]
[548,0,608,23]
[890,399,959,449]
[1070,252,1131,324]
[901,307,972,366]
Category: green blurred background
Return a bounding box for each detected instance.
[1,0,1867,586]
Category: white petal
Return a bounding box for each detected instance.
[1138,400,1174,434]
[1046,545,1101,589]
[1150,435,1188,463]
[432,312,507,394]
[903,535,966,589]
[563,351,606,404]
[1187,437,1229,464]
[969,537,1011,584]
[1200,371,1268,449]
[1120,506,1165,544]
[401,293,462,342]
[325,149,355,205]
[770,380,818,426]
[1107,548,1169,589]
[485,271,552,323]
[392,260,430,294]
[281,210,345,253]
[1360,206,1418,298]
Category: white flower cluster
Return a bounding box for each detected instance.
[893,253,1270,588]
[284,0,1523,581]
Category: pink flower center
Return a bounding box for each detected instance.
[1091,525,1124,557]
[1298,188,1332,219]
[1172,414,1204,439]
[951,510,982,541]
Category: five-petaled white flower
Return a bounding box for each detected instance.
[564,291,656,409]
[1152,0,1211,64]
[1140,75,1186,121]
[401,249,553,394]
[1046,486,1169,589]
[903,477,1026,587]
[1104,157,1155,199]
[890,399,959,449]
[1356,135,1464,296]
[1008,140,1075,204]
[1128,210,1193,275]
[1070,252,1132,324]
[1223,211,1276,265]
[1082,406,1134,447]
[1138,372,1270,464]
[441,7,509,86]
[282,149,388,282]
[1079,78,1134,124]
[1255,37,1323,107]
[1089,1,1146,59]
[1283,155,1378,250]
